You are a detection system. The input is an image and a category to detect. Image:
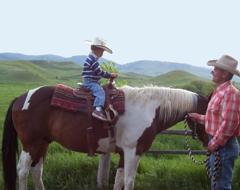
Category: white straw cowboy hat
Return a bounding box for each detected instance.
[85,37,113,54]
[207,55,240,77]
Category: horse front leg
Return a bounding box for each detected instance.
[97,153,111,189]
[123,147,140,190]
[113,168,124,190]
[113,152,124,190]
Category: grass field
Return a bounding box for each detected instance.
[0,60,239,189]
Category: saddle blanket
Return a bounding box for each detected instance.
[51,84,125,114]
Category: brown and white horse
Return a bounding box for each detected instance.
[2,85,208,190]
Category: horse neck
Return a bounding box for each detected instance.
[121,86,198,133]
[155,107,189,133]
[156,98,197,132]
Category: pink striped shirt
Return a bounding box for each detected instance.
[194,81,240,150]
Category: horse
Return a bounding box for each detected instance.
[2,83,208,190]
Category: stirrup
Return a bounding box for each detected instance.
[92,111,109,122]
[105,104,119,124]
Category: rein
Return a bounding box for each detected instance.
[184,119,206,165]
[184,118,221,189]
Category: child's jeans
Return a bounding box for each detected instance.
[83,78,105,108]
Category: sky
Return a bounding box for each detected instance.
[0,0,240,68]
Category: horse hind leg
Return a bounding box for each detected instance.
[17,150,32,190]
[30,142,48,190]
[18,142,48,190]
[31,158,45,190]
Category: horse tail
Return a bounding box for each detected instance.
[2,98,18,190]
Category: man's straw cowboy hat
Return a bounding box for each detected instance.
[207,55,240,77]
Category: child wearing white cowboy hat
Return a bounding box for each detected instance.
[82,37,118,121]
[188,54,240,190]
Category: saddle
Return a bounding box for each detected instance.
[51,83,125,121]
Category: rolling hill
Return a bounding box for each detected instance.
[148,70,208,86]
[0,53,106,65]
[0,60,210,88]
[0,53,212,79]
[118,60,212,79]
[0,60,82,85]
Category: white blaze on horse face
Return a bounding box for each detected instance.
[22,86,42,110]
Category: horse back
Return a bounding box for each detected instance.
[12,86,54,112]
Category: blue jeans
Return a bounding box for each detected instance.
[83,78,105,108]
[209,136,239,190]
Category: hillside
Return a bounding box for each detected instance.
[0,60,82,85]
[0,60,211,90]
[0,60,152,86]
[148,70,208,86]
[118,60,212,78]
[0,53,211,79]
[0,53,108,65]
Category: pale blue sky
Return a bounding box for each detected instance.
[0,0,240,68]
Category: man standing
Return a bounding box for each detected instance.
[188,55,240,190]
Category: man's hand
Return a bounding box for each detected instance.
[208,140,219,153]
[186,113,199,122]
[111,73,118,78]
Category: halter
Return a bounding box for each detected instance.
[184,118,221,190]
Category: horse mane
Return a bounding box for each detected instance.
[120,85,198,124]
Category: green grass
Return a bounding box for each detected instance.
[17,147,239,190]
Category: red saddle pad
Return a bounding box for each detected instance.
[51,84,125,114]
